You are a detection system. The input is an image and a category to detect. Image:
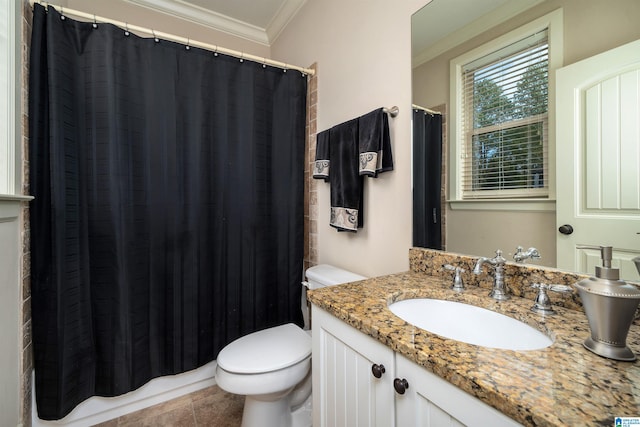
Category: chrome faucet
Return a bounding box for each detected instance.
[513,246,541,263]
[473,250,509,301]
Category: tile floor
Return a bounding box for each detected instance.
[92,385,244,427]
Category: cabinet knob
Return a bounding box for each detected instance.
[394,378,409,394]
[371,363,386,378]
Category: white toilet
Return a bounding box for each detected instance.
[215,264,366,427]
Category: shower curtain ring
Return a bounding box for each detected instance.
[92,15,98,29]
[262,58,267,69]
[124,23,130,36]
[60,6,65,20]
[213,45,218,56]
[186,38,191,50]
[239,53,244,63]
[152,30,159,43]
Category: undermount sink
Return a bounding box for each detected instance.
[388,298,553,351]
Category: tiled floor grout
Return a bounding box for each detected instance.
[190,401,197,427]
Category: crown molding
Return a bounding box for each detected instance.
[266,0,306,44]
[413,0,545,68]
[124,0,270,45]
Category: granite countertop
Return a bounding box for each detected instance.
[307,260,640,426]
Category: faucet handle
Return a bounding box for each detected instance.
[530,283,571,315]
[514,246,541,262]
[513,247,524,262]
[443,264,465,292]
[546,284,572,293]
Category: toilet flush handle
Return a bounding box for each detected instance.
[371,363,386,378]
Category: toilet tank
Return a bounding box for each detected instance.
[302,264,366,329]
[304,264,367,289]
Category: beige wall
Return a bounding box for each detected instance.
[272,0,430,277]
[413,0,640,266]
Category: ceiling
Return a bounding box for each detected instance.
[412,0,511,56]
[125,0,543,55]
[412,0,544,66]
[124,0,307,45]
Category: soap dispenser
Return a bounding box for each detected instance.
[574,245,640,361]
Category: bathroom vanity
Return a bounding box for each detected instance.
[312,306,520,426]
[308,248,640,427]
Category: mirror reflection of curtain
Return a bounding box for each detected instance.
[29,4,306,420]
[412,110,442,249]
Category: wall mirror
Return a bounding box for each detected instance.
[411,0,640,281]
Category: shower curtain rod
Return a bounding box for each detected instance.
[412,104,441,115]
[29,0,316,76]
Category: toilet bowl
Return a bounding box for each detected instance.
[215,323,312,427]
[215,265,366,427]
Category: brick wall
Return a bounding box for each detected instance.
[304,64,318,273]
[20,0,33,425]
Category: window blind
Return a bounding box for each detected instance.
[461,30,549,199]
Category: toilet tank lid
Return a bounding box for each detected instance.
[305,264,367,289]
[217,323,311,374]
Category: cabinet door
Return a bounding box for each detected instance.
[312,306,395,427]
[395,355,522,427]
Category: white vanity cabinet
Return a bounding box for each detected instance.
[312,305,522,427]
[395,355,521,426]
[312,306,395,427]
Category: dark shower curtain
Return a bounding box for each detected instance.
[412,109,442,249]
[29,4,306,420]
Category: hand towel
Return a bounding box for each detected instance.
[313,130,330,181]
[358,108,393,177]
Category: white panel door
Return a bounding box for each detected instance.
[556,39,640,281]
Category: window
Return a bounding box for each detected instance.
[464,31,548,198]
[450,11,562,205]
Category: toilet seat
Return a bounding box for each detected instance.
[217,323,311,374]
